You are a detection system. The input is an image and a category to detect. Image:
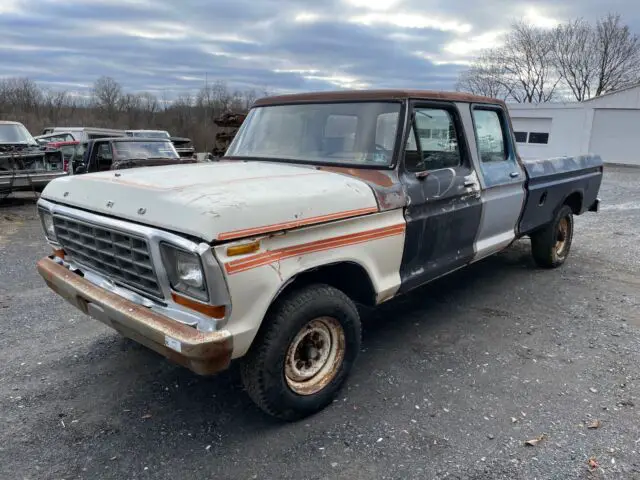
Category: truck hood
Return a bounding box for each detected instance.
[41,160,379,242]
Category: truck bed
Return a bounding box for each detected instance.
[518,154,603,236]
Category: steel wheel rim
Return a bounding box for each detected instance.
[555,216,570,257]
[285,317,345,396]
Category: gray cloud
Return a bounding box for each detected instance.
[0,0,638,96]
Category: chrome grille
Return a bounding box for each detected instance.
[52,215,162,298]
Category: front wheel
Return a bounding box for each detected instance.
[530,204,574,268]
[240,284,361,421]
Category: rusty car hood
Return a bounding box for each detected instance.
[40,160,381,242]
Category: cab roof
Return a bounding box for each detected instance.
[253,89,504,107]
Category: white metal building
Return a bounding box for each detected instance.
[507,84,640,166]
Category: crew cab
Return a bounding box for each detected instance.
[35,90,603,420]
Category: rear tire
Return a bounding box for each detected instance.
[240,284,361,421]
[530,204,574,268]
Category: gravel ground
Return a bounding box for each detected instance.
[1,166,639,480]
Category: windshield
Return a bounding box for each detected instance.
[226,102,402,167]
[112,140,179,160]
[0,123,37,145]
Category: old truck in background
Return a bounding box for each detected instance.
[73,137,196,174]
[35,89,602,420]
[125,129,196,159]
[0,121,65,196]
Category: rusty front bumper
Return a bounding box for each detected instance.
[37,256,233,375]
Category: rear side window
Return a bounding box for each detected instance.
[473,109,507,163]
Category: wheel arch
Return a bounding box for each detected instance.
[269,260,378,310]
[562,190,584,215]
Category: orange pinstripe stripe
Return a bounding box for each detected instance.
[217,206,379,241]
[225,223,405,274]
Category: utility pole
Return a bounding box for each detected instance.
[203,72,208,152]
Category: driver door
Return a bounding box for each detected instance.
[397,101,483,294]
[95,142,114,171]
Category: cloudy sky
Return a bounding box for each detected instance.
[0,0,638,96]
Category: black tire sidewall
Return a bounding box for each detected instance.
[253,285,361,419]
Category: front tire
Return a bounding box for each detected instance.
[240,284,361,421]
[530,204,574,268]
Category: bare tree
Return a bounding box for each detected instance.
[92,76,123,121]
[594,13,640,96]
[498,21,560,102]
[550,14,640,101]
[456,21,560,103]
[551,18,596,101]
[455,54,515,100]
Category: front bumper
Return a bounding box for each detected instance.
[37,256,233,375]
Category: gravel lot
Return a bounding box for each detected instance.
[1,166,639,480]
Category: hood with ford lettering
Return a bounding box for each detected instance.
[40,160,379,242]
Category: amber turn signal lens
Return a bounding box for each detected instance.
[226,241,260,257]
[52,248,65,259]
[171,292,226,318]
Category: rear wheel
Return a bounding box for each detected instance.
[240,284,361,421]
[531,204,574,268]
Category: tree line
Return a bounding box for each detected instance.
[456,13,640,102]
[0,76,262,151]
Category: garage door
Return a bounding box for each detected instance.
[589,109,640,166]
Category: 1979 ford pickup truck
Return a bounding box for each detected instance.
[36,90,603,420]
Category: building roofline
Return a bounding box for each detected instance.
[582,82,640,102]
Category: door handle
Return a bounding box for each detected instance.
[464,180,477,187]
[509,171,520,178]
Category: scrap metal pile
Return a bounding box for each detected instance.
[0,145,64,199]
[211,112,246,158]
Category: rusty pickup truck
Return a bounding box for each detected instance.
[36,90,602,420]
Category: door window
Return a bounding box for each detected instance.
[404,107,462,172]
[96,143,113,171]
[472,107,521,187]
[473,109,507,163]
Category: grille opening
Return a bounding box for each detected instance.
[53,215,162,298]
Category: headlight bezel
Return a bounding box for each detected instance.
[38,208,58,242]
[160,242,209,302]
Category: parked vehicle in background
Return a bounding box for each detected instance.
[124,129,171,139]
[44,141,84,175]
[39,127,126,143]
[35,89,602,420]
[0,121,65,195]
[34,132,76,146]
[73,137,196,174]
[125,129,196,158]
[170,136,196,158]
